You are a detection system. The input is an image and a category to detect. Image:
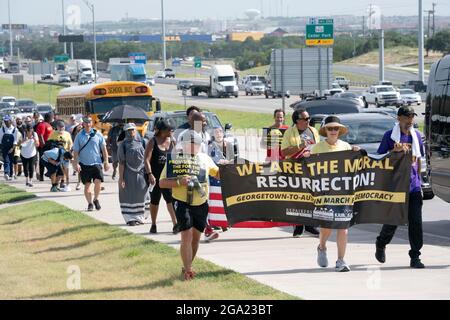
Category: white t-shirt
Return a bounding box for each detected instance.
[20,132,39,158]
[176,129,211,154]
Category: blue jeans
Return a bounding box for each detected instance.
[2,151,14,177]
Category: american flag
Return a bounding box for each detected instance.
[208,177,294,228]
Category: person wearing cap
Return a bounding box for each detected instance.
[73,116,110,212]
[312,115,360,272]
[117,123,151,226]
[35,113,54,181]
[281,109,321,237]
[159,130,220,281]
[143,119,178,234]
[49,120,73,191]
[0,115,20,180]
[375,105,426,269]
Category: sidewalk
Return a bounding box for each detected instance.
[4,174,450,300]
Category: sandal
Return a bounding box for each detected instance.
[181,267,196,281]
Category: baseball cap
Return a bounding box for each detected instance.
[179,130,203,145]
[3,115,12,122]
[397,105,417,117]
[124,123,137,131]
[56,120,65,128]
[82,116,93,123]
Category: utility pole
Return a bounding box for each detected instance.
[426,10,431,39]
[83,1,97,83]
[418,0,425,82]
[379,29,385,82]
[62,0,67,54]
[362,16,365,37]
[432,2,437,36]
[8,0,13,58]
[161,0,167,70]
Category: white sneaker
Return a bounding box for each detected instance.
[61,186,71,192]
[204,231,219,242]
[76,183,81,191]
[335,259,351,272]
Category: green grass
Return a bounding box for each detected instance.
[0,184,36,204]
[0,200,296,300]
[332,71,377,84]
[161,102,275,129]
[239,65,269,77]
[0,79,62,106]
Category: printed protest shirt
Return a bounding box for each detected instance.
[160,153,219,206]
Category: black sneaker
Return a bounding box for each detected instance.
[93,199,101,211]
[375,245,386,263]
[127,221,138,227]
[293,225,304,238]
[305,226,320,236]
[410,259,425,269]
[149,224,157,234]
[87,203,94,211]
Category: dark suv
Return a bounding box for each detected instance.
[145,110,234,141]
[403,80,427,93]
[425,55,450,203]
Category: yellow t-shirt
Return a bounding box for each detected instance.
[160,153,219,206]
[49,131,73,151]
[311,139,352,154]
[280,126,320,159]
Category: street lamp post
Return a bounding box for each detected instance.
[161,0,167,70]
[8,0,13,58]
[62,0,67,54]
[83,0,98,83]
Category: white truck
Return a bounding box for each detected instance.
[190,65,239,98]
[362,85,402,108]
[334,76,350,90]
[67,59,94,82]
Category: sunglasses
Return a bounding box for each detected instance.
[300,118,310,121]
[326,127,341,132]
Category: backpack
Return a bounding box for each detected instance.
[1,127,16,153]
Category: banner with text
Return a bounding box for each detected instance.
[220,151,411,229]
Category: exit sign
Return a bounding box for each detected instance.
[306,18,334,46]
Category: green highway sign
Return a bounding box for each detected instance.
[306,18,334,46]
[54,55,70,63]
[194,57,202,68]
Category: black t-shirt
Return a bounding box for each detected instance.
[178,122,190,130]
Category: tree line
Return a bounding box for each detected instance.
[1,30,448,71]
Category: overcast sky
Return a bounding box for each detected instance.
[1,0,449,26]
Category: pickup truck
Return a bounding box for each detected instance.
[334,76,350,90]
[362,85,402,108]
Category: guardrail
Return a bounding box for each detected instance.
[36,80,71,88]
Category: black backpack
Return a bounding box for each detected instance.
[1,127,16,153]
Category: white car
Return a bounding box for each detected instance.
[324,83,345,96]
[245,81,265,96]
[399,89,422,106]
[154,71,166,78]
[146,77,156,86]
[0,96,16,107]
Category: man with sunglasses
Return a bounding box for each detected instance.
[281,109,321,237]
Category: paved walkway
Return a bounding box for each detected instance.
[4,174,450,300]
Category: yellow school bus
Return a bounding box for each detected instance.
[56,81,160,137]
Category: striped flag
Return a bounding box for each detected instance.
[208,177,294,228]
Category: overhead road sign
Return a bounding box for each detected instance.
[2,24,27,30]
[306,18,334,46]
[58,35,84,43]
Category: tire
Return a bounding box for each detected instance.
[363,98,368,108]
[245,91,248,96]
[234,94,238,98]
[423,191,435,200]
[375,99,380,108]
[265,93,269,99]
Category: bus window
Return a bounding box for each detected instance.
[91,96,152,115]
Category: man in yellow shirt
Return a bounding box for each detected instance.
[160,130,219,281]
[281,108,320,237]
[49,120,73,191]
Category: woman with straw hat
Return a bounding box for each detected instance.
[311,115,360,272]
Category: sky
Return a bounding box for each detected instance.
[1,0,449,26]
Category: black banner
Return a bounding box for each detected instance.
[220,151,411,229]
[166,153,207,182]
